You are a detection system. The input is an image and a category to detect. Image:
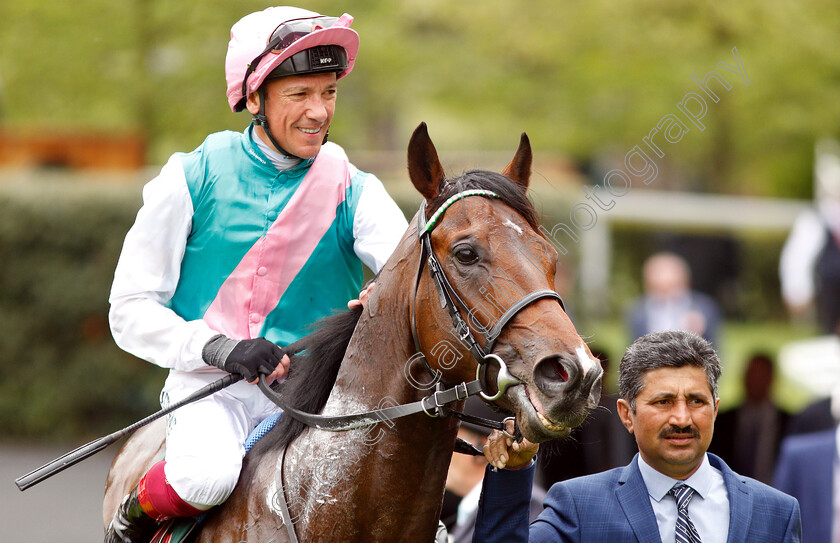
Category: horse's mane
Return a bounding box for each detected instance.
[429,169,541,231]
[253,307,363,454]
[252,170,537,455]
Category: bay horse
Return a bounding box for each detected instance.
[103,123,603,542]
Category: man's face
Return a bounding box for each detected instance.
[247,72,337,159]
[643,256,689,299]
[617,365,719,480]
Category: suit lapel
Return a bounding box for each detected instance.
[709,454,753,543]
[616,457,664,543]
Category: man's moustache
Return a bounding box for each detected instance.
[660,425,699,438]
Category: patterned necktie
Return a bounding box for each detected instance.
[669,483,702,543]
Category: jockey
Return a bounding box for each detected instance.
[104,6,407,542]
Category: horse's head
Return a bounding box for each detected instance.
[407,123,602,443]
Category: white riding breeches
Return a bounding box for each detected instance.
[159,370,282,508]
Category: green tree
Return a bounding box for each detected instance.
[2,0,839,197]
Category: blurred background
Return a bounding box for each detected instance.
[1,0,839,541]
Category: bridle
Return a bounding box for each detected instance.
[258,189,565,433]
[411,189,565,400]
[257,189,567,543]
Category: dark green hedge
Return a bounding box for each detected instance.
[0,179,166,442]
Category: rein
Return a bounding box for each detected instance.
[257,376,511,435]
[258,190,566,440]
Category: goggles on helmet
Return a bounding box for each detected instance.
[241,16,343,100]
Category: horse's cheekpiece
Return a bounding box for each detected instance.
[414,189,566,406]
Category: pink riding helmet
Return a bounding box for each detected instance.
[225,6,359,112]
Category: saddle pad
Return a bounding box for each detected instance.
[245,412,283,452]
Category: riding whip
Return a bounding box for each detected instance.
[15,373,242,491]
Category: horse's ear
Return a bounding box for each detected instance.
[501,132,532,190]
[407,122,445,201]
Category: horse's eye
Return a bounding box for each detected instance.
[453,245,479,264]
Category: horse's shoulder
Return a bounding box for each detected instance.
[103,419,167,529]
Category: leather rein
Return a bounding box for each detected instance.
[257,189,565,441]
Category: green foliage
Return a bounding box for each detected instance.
[0,0,838,439]
[2,1,840,197]
[0,180,165,442]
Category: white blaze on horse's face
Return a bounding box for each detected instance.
[575,345,598,377]
[503,218,523,235]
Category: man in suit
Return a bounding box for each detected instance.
[773,427,837,543]
[473,330,801,543]
[627,252,722,347]
[710,353,790,484]
[784,396,836,436]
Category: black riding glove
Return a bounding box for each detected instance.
[202,335,282,382]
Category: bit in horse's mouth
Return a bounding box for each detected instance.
[525,386,566,432]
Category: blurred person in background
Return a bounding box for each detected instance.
[784,385,839,437]
[780,138,840,335]
[773,420,837,543]
[441,397,546,543]
[710,352,790,484]
[104,7,407,542]
[776,149,838,535]
[779,141,840,444]
[627,251,722,346]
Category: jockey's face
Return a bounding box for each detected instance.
[247,72,337,159]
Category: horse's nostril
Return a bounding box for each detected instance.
[534,355,576,395]
[552,359,569,382]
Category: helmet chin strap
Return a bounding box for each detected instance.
[252,87,330,160]
[253,88,297,159]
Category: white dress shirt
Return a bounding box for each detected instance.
[455,481,484,528]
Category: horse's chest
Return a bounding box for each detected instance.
[272,429,376,528]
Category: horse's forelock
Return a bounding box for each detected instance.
[430,170,540,231]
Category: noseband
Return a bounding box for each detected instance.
[411,189,565,400]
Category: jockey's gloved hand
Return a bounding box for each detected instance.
[202,335,282,381]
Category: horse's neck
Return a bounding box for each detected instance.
[326,234,428,416]
[324,282,436,426]
[308,262,459,535]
